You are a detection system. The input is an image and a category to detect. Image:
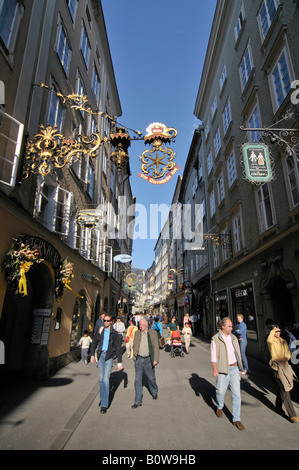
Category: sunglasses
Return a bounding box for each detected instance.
[104,319,111,322]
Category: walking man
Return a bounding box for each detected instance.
[211,317,245,430]
[90,314,123,414]
[131,317,159,408]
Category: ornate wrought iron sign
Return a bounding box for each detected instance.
[23,124,103,179]
[138,122,180,184]
[24,86,180,183]
[241,143,273,183]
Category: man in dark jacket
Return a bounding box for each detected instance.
[90,314,123,413]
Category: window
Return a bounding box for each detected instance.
[234,3,245,42]
[56,18,71,75]
[214,127,221,157]
[48,83,64,130]
[35,179,72,237]
[89,115,97,134]
[205,119,210,141]
[102,148,107,175]
[221,227,230,262]
[256,184,276,233]
[207,149,213,175]
[67,0,78,23]
[284,154,299,208]
[213,243,220,269]
[54,187,72,235]
[222,98,232,135]
[227,150,237,187]
[248,104,262,142]
[81,23,90,69]
[76,71,85,118]
[239,44,253,91]
[209,189,216,217]
[110,163,115,193]
[91,63,100,103]
[270,47,292,110]
[104,113,110,137]
[211,96,217,119]
[232,209,244,253]
[258,0,278,41]
[0,0,23,55]
[219,64,227,94]
[217,172,225,204]
[87,160,95,199]
[76,74,84,97]
[0,110,23,188]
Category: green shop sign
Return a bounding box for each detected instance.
[242,143,273,183]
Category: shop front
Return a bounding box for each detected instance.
[231,282,258,347]
[215,290,228,329]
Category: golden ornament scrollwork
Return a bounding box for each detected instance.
[23,124,104,179]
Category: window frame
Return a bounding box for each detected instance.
[269,44,293,112]
[56,16,72,76]
[80,22,91,69]
[255,183,276,234]
[239,43,253,91]
[257,0,279,42]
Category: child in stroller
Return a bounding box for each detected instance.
[170,330,184,357]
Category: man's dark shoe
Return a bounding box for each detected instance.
[131,404,142,409]
[152,395,158,400]
[100,407,107,414]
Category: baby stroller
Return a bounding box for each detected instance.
[170,330,184,357]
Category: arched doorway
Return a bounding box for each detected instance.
[265,277,295,326]
[0,262,54,377]
[260,252,297,329]
[71,292,87,347]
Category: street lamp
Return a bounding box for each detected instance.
[110,126,131,173]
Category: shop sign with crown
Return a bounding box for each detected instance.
[138,122,180,184]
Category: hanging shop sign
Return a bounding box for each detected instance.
[242,143,273,183]
[138,122,179,184]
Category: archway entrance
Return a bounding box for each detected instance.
[0,262,54,377]
[266,277,295,326]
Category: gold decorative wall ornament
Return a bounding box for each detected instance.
[23,124,104,178]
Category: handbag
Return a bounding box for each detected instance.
[125,336,130,343]
[159,337,165,347]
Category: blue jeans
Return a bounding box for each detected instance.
[216,365,241,422]
[134,356,158,405]
[239,339,249,371]
[98,351,114,408]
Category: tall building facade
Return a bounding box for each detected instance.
[0,0,134,378]
[194,0,299,358]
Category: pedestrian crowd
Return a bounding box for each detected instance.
[78,311,299,426]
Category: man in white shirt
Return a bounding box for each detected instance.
[211,317,245,430]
